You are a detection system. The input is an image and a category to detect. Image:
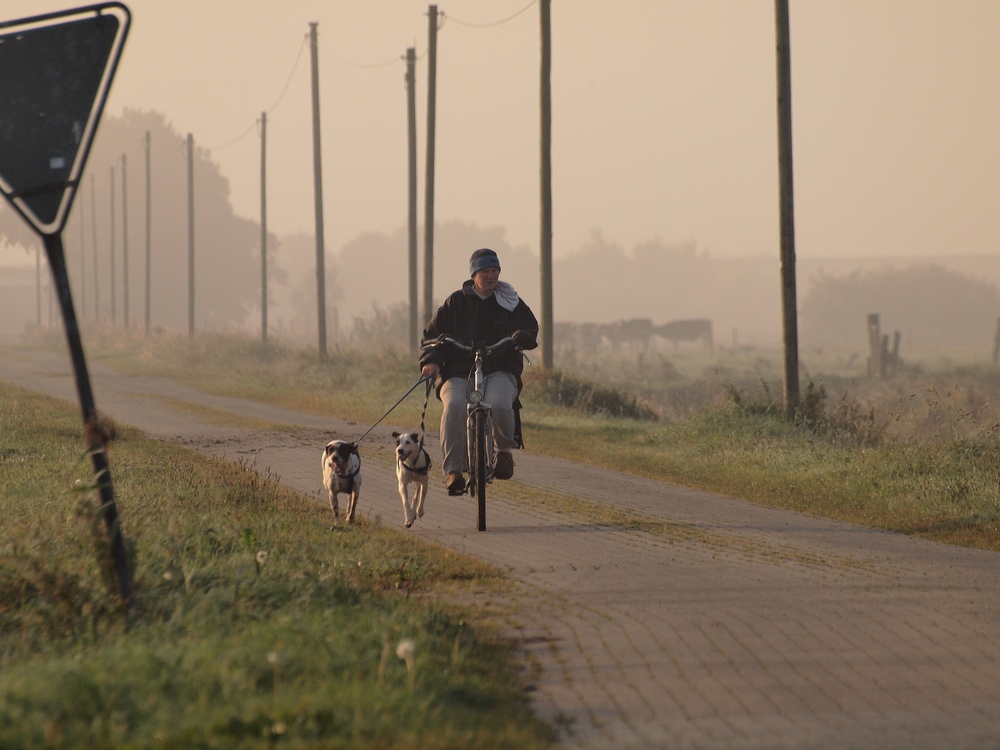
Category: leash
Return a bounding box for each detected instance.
[354,376,433,445]
[416,378,432,461]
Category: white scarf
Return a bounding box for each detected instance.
[492,281,520,311]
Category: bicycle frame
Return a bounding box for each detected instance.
[421,334,517,531]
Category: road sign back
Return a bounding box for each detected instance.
[0,3,130,237]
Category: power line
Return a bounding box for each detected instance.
[204,35,309,153]
[308,32,403,70]
[444,0,538,29]
[267,35,309,115]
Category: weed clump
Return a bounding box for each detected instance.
[727,378,887,446]
[527,369,658,420]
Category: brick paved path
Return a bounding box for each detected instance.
[3,348,1000,749]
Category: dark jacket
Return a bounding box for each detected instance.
[420,280,539,390]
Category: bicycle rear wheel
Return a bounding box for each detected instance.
[472,408,488,531]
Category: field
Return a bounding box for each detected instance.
[3,327,1000,747]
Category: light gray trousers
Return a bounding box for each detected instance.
[439,372,518,475]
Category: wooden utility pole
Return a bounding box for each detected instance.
[144,130,151,333]
[423,5,438,324]
[109,165,116,324]
[121,153,129,329]
[309,22,328,361]
[406,47,419,351]
[260,111,268,347]
[187,132,195,337]
[539,0,553,369]
[775,0,800,417]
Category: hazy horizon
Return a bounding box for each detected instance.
[1,0,998,269]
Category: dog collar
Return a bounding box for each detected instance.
[337,461,361,479]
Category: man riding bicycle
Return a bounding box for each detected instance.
[419,248,539,495]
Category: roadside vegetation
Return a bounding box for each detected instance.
[24,326,1000,552]
[0,380,554,749]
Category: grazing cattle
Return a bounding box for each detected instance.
[613,318,654,351]
[553,318,714,357]
[653,319,713,351]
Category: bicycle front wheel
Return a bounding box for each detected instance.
[472,408,488,531]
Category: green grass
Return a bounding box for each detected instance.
[0,382,555,749]
[522,405,1000,550]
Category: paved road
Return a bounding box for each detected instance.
[3,347,1000,749]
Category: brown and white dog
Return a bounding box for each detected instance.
[322,440,361,526]
[392,431,431,528]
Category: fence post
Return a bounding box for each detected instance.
[866,313,881,377]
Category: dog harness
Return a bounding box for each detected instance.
[399,450,431,476]
[336,460,361,492]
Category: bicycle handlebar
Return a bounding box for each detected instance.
[420,334,517,355]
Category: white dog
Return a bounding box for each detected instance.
[392,431,431,528]
[322,440,361,526]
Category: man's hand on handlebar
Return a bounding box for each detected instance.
[512,329,534,349]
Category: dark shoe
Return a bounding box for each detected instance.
[445,472,466,495]
[494,451,514,480]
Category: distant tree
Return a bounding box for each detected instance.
[327,220,537,334]
[552,232,719,325]
[800,264,1000,349]
[269,231,340,341]
[0,108,283,331]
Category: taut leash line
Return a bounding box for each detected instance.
[417,378,432,456]
[354,376,432,445]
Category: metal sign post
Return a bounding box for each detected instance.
[0,3,132,605]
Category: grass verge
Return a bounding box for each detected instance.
[0,381,554,749]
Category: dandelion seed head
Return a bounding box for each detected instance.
[396,639,415,660]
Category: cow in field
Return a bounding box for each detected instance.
[653,319,713,352]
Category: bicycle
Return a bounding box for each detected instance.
[420,334,521,531]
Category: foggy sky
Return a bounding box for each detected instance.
[2,0,999,265]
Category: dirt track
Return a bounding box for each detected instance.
[4,346,1000,749]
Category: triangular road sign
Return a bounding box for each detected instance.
[0,3,130,237]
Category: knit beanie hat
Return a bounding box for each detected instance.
[469,248,501,277]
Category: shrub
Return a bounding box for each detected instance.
[527,369,658,420]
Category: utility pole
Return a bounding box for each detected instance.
[539,0,553,369]
[260,111,268,347]
[187,132,195,337]
[406,47,418,351]
[423,5,438,324]
[109,165,115,324]
[775,0,800,416]
[144,130,151,333]
[121,153,129,329]
[309,21,328,361]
